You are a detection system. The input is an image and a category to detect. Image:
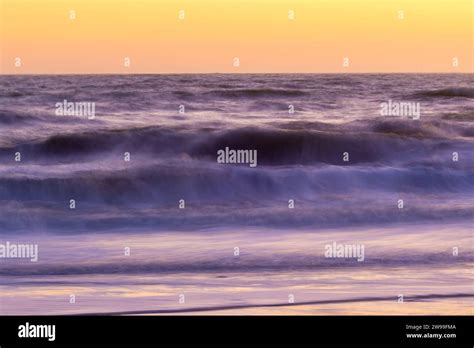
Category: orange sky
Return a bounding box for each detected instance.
[1,0,472,74]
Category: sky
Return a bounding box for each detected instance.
[1,0,472,74]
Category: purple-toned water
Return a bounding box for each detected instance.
[0,74,473,314]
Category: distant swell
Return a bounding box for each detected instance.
[412,87,474,99]
[204,88,308,98]
[0,110,40,124]
[1,253,471,276]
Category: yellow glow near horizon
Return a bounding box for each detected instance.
[1,0,472,74]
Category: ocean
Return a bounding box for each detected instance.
[0,74,473,314]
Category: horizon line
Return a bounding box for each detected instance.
[1,72,472,76]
